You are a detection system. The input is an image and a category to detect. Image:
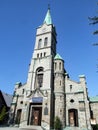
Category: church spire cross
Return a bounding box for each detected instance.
[48,4,50,10]
[43,6,52,25]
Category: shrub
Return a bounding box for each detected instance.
[54,116,62,130]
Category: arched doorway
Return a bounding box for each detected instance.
[68,109,78,127]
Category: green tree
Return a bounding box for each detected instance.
[89,3,98,46]
[92,124,98,130]
[0,106,6,121]
[54,116,62,130]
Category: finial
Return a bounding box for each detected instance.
[48,4,50,10]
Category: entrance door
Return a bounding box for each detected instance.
[33,110,39,125]
[69,111,74,126]
[16,109,22,124]
[69,109,78,126]
[30,107,42,125]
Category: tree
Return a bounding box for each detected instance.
[0,106,6,122]
[88,3,98,46]
[54,116,62,130]
[92,124,98,130]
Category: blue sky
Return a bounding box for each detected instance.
[0,0,98,96]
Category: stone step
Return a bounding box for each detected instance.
[63,127,88,130]
[19,125,43,130]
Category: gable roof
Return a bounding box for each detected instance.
[1,91,12,107]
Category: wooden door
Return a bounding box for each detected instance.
[33,110,39,125]
[69,109,78,127]
[69,111,75,126]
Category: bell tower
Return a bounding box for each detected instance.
[27,8,57,91]
[24,8,57,129]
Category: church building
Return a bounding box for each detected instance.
[10,8,98,130]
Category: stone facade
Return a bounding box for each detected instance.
[10,9,98,130]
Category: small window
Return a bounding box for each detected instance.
[44,107,48,115]
[70,85,72,91]
[38,39,42,49]
[37,53,39,58]
[60,80,61,86]
[35,67,44,88]
[70,99,74,103]
[22,89,24,94]
[44,37,48,47]
[20,101,23,104]
[44,52,46,57]
[59,62,61,70]
[40,53,42,58]
[60,96,62,100]
[60,109,62,115]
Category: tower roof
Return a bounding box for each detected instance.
[43,8,52,25]
[54,53,63,60]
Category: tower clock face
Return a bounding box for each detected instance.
[42,28,46,32]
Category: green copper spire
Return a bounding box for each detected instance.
[54,53,63,60]
[44,7,52,25]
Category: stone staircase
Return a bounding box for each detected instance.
[20,125,43,130]
[63,127,88,130]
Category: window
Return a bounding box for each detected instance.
[37,74,43,87]
[35,67,44,88]
[60,96,62,100]
[91,110,93,119]
[70,85,72,91]
[44,107,48,115]
[70,99,74,103]
[22,89,24,94]
[37,53,39,58]
[20,101,23,104]
[44,52,46,57]
[44,37,48,47]
[40,53,42,58]
[38,39,42,49]
[60,109,62,115]
[59,62,61,70]
[60,80,61,86]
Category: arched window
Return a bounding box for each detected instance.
[35,67,44,88]
[70,85,72,92]
[38,39,42,49]
[44,107,48,115]
[44,37,48,47]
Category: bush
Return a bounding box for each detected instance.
[54,116,62,130]
[92,124,98,130]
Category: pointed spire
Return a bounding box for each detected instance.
[43,6,52,25]
[54,53,63,60]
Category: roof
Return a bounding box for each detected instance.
[54,53,63,60]
[90,96,98,103]
[43,8,52,25]
[2,91,13,107]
